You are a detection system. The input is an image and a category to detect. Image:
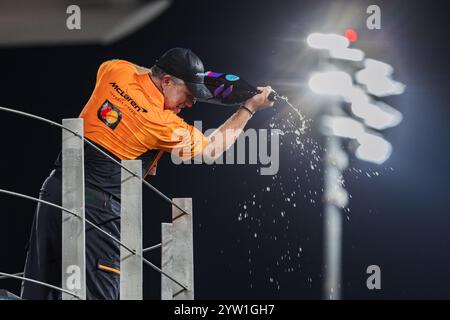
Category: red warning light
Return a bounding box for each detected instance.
[344,29,358,43]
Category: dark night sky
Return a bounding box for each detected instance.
[1,0,449,299]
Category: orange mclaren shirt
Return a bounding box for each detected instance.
[60,59,209,199]
[80,59,208,162]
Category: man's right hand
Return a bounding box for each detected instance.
[244,86,275,113]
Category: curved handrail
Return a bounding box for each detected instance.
[0,188,188,291]
[143,243,162,253]
[0,105,190,219]
[0,272,23,280]
[0,271,81,299]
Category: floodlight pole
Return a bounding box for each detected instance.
[322,130,348,300]
[315,54,351,300]
[320,81,349,299]
[309,32,403,300]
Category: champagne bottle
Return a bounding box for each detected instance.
[198,71,283,106]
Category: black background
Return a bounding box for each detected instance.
[1,0,449,299]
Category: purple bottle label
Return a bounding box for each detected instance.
[214,84,225,97]
[222,85,233,98]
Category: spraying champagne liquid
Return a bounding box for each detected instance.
[198,71,303,119]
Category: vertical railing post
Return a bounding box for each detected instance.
[161,223,173,300]
[161,198,194,300]
[62,118,86,300]
[120,160,143,300]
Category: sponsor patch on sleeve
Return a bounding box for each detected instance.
[97,100,122,130]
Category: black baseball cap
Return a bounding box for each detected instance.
[155,48,213,100]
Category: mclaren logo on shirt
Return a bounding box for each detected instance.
[109,82,148,113]
[98,100,122,130]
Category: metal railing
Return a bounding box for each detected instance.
[0,106,195,300]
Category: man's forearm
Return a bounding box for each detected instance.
[203,104,255,160]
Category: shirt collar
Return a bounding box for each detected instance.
[135,65,164,109]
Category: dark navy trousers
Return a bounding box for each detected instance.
[21,169,121,300]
